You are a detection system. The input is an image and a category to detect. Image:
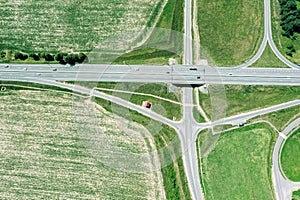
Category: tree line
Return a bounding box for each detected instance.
[278,0,300,56]
[13,51,87,65]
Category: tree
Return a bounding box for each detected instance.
[44,53,54,61]
[29,53,40,61]
[0,51,6,58]
[14,52,28,60]
[78,53,87,63]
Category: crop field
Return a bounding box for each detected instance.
[0,0,162,53]
[199,85,300,118]
[115,0,184,65]
[92,97,191,199]
[197,124,275,199]
[0,87,165,199]
[281,128,300,182]
[197,0,264,66]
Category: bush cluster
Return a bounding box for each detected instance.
[278,0,300,56]
[13,51,87,64]
[279,0,300,37]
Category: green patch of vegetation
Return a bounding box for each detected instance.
[115,0,184,65]
[200,85,300,118]
[193,107,206,123]
[272,0,300,63]
[249,44,289,68]
[281,128,300,181]
[197,124,276,200]
[248,105,300,131]
[293,190,300,200]
[197,0,264,66]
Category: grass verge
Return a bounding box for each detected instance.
[281,128,300,182]
[249,44,290,68]
[197,0,264,66]
[248,105,300,131]
[197,124,276,199]
[199,85,300,118]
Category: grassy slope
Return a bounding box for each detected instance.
[281,128,300,182]
[197,124,275,199]
[0,88,159,199]
[199,85,300,118]
[114,0,184,65]
[249,44,289,68]
[293,190,300,200]
[197,0,264,66]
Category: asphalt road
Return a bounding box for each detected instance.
[272,118,300,200]
[2,64,300,86]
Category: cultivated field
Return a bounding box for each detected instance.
[199,85,300,118]
[0,0,162,53]
[197,0,264,66]
[197,124,275,199]
[0,87,165,199]
[281,128,300,182]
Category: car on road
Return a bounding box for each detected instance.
[23,67,27,71]
[197,76,200,79]
[4,65,9,68]
[189,67,197,71]
[53,68,57,71]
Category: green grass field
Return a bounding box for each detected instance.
[197,0,264,66]
[199,85,300,118]
[0,87,166,199]
[0,0,161,54]
[293,190,300,200]
[249,44,290,68]
[197,124,276,199]
[281,128,300,182]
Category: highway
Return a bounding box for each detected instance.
[2,64,300,86]
[1,0,300,199]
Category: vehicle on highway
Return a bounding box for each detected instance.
[228,73,233,76]
[197,76,200,79]
[5,65,9,68]
[23,68,27,71]
[189,67,197,71]
[53,68,57,71]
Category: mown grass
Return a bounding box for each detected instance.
[0,89,160,199]
[95,83,182,120]
[249,44,290,68]
[248,105,300,131]
[115,0,184,65]
[293,190,300,200]
[0,0,162,54]
[281,128,300,182]
[199,85,300,118]
[93,97,192,200]
[197,0,264,66]
[197,124,276,200]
